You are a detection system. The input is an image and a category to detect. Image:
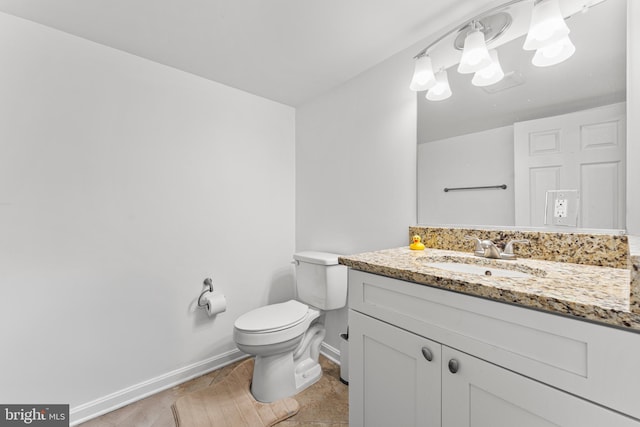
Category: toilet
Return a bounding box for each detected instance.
[233,251,348,402]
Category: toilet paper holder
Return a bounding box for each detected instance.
[197,277,214,310]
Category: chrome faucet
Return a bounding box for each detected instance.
[465,236,530,260]
[481,240,502,259]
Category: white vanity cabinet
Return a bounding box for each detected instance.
[349,310,442,426]
[348,270,640,427]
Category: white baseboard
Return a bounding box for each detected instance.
[70,348,247,426]
[320,341,341,365]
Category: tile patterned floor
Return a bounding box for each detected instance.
[78,355,348,427]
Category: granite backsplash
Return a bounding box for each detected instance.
[409,226,629,269]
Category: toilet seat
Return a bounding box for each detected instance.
[234,300,320,347]
[235,300,309,334]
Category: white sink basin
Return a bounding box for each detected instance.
[424,262,534,278]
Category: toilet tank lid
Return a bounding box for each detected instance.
[293,251,341,265]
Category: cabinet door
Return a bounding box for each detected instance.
[349,310,441,427]
[442,346,640,427]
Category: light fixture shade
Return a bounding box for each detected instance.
[523,0,570,51]
[409,55,436,91]
[472,49,505,87]
[457,27,492,74]
[532,35,576,66]
[426,70,452,101]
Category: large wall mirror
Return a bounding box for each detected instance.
[417,0,628,232]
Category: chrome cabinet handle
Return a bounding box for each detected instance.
[421,346,433,362]
[448,358,459,374]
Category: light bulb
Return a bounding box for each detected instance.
[472,49,505,87]
[524,0,570,51]
[426,70,452,101]
[458,24,492,74]
[409,55,436,91]
[532,36,575,66]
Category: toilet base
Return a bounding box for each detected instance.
[295,356,322,390]
[250,323,326,403]
[251,354,323,403]
[251,352,297,402]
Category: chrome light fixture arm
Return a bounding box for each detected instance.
[413,0,524,59]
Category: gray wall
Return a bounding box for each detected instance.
[295,48,418,350]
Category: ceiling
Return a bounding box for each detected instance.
[0,0,488,106]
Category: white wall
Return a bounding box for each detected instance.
[417,126,515,226]
[0,12,295,423]
[295,49,417,350]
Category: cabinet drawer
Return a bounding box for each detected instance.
[348,269,640,420]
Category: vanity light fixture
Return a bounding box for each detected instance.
[524,0,576,66]
[523,0,571,51]
[426,70,452,101]
[410,0,592,101]
[457,21,493,74]
[472,49,505,86]
[531,34,576,66]
[409,55,436,91]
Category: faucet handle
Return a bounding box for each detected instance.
[503,239,530,255]
[480,240,501,259]
[465,236,485,257]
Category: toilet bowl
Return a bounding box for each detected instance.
[233,251,347,403]
[234,300,324,402]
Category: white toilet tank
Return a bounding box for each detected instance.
[293,251,348,310]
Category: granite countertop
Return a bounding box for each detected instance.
[339,247,639,331]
